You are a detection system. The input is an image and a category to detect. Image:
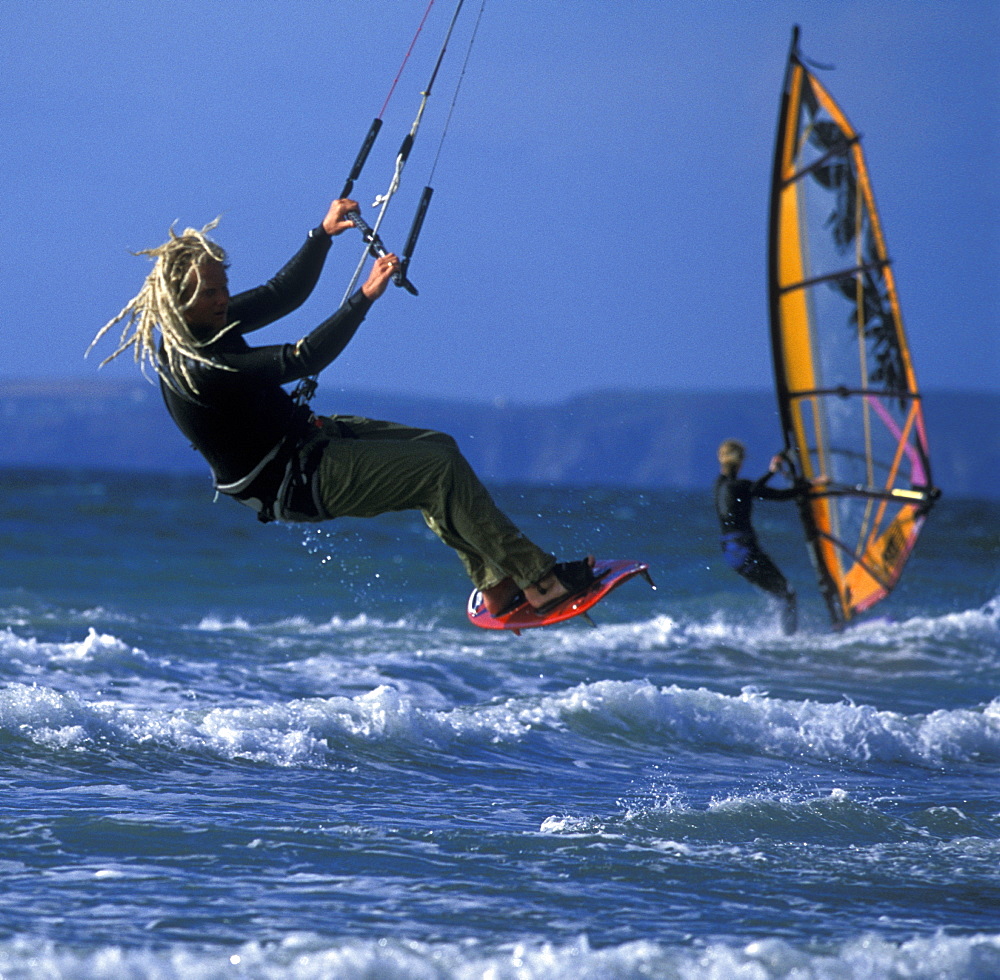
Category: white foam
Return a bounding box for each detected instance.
[616,594,1000,656]
[193,612,423,634]
[0,626,143,666]
[539,679,1000,766]
[0,931,996,979]
[2,669,997,770]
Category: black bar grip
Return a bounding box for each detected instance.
[403,186,433,260]
[347,209,388,258]
[340,118,382,199]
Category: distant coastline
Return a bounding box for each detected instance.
[0,379,995,500]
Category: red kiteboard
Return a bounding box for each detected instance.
[467,559,654,634]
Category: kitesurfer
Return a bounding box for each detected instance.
[714,439,799,633]
[89,200,593,616]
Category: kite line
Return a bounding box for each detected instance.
[295,0,484,405]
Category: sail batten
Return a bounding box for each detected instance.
[782,137,862,188]
[780,260,891,295]
[767,28,939,629]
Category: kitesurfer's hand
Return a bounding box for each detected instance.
[321,199,359,236]
[362,253,399,300]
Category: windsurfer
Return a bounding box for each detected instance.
[88,200,593,616]
[714,439,800,633]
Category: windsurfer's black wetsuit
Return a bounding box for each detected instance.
[714,469,799,632]
[159,226,373,521]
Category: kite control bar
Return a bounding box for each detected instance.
[337,117,418,295]
[346,208,418,295]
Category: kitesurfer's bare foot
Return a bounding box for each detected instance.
[524,556,596,613]
[481,577,523,616]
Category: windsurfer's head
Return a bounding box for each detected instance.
[718,438,745,473]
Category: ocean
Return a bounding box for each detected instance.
[1,468,998,978]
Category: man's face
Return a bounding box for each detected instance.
[182,259,230,333]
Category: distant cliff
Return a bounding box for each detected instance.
[0,379,995,499]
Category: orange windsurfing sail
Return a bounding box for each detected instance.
[767,27,939,629]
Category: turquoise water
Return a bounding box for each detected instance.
[1,469,998,978]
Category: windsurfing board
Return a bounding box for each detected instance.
[467,559,654,634]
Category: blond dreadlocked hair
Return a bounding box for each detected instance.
[87,218,235,395]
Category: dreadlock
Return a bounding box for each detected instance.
[87,218,235,395]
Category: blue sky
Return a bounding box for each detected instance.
[1,1,996,403]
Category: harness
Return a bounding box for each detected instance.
[223,416,357,524]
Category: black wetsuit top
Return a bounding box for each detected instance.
[715,470,799,607]
[714,470,798,544]
[159,227,373,511]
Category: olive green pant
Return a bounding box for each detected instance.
[314,416,554,591]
